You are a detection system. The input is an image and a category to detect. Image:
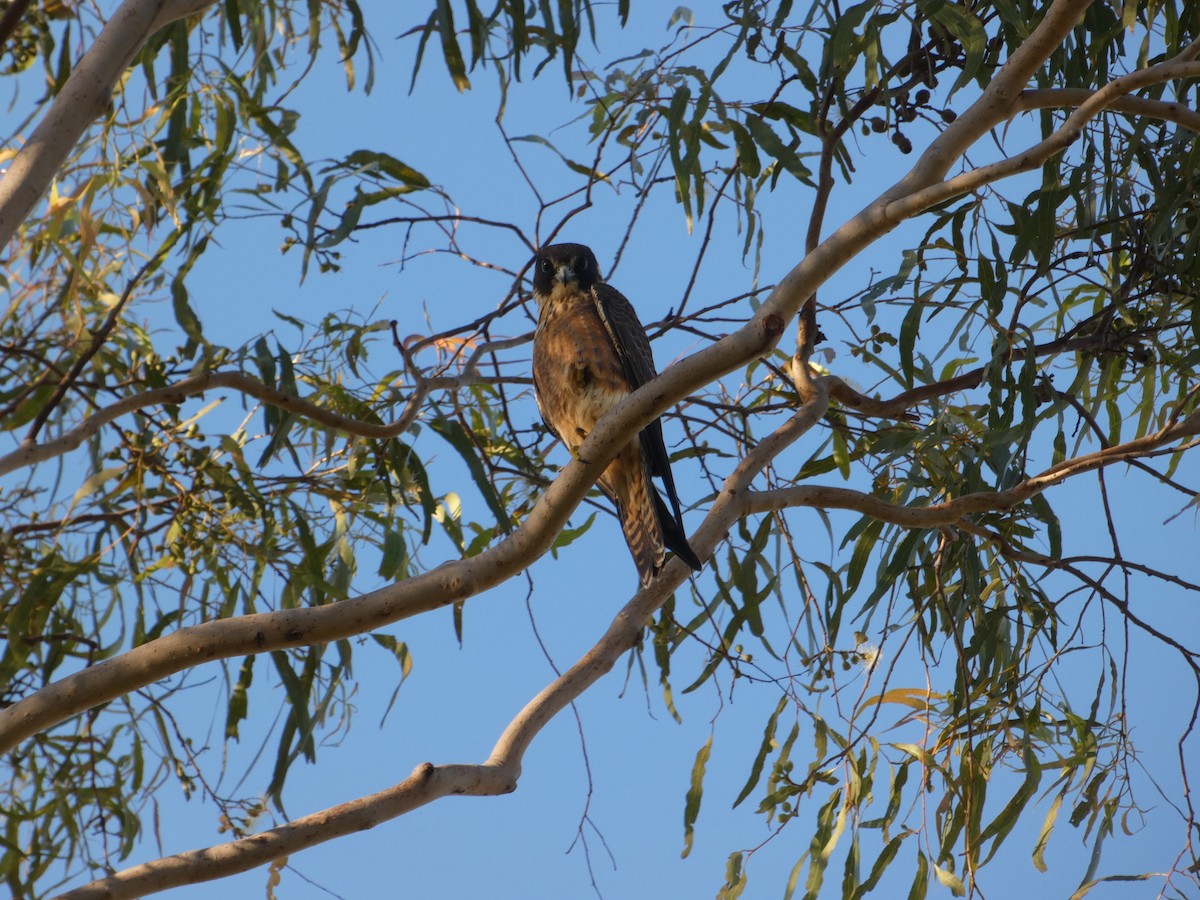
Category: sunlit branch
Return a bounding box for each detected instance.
[1014,88,1200,132]
[752,0,1099,373]
[54,763,516,900]
[0,0,219,248]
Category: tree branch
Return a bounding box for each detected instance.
[741,408,1200,525]
[54,763,516,900]
[1015,88,1200,132]
[0,352,531,478]
[0,0,218,248]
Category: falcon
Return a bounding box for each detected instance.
[530,242,703,586]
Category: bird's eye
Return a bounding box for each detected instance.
[539,258,553,273]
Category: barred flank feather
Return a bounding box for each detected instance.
[599,443,665,587]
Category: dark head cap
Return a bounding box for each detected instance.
[532,243,601,296]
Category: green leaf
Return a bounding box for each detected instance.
[718,851,748,899]
[667,85,694,229]
[342,149,431,188]
[226,655,255,740]
[378,528,410,580]
[429,416,513,536]
[435,0,471,91]
[1032,793,1062,873]
[852,835,904,899]
[734,694,789,807]
[730,121,761,178]
[551,512,597,550]
[908,850,930,900]
[681,735,712,858]
[979,752,1040,862]
[744,115,812,184]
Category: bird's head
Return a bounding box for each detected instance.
[532,243,601,301]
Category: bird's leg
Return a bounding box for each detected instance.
[569,428,592,463]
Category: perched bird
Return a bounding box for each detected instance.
[530,242,703,586]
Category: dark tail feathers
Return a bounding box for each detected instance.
[652,491,702,572]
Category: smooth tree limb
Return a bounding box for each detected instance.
[54,762,518,900]
[0,0,218,247]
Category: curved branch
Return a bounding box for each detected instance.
[756,0,1102,347]
[823,329,1120,419]
[55,763,516,900]
[0,349,532,478]
[1015,88,1200,132]
[0,0,218,248]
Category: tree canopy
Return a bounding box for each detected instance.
[1,0,1198,897]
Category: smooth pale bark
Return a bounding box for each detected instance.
[0,0,217,248]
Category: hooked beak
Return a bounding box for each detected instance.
[554,263,576,285]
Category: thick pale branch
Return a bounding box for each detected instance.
[1015,89,1200,132]
[886,60,1200,221]
[0,0,218,248]
[54,763,516,900]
